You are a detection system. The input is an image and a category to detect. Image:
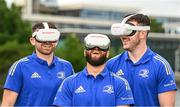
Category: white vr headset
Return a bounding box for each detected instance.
[111,14,150,36]
[32,22,60,42]
[84,34,110,50]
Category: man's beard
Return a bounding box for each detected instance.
[86,52,107,66]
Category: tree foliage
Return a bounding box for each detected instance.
[0,0,32,100]
[0,41,33,100]
[55,34,86,72]
[0,0,31,45]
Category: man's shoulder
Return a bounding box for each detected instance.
[55,57,72,65]
[63,72,81,82]
[13,56,31,65]
[150,53,171,67]
[110,72,126,81]
[152,53,167,62]
[110,72,131,89]
[106,53,125,69]
[146,52,172,74]
[8,56,31,75]
[107,53,124,63]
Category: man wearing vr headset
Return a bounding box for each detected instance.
[107,14,177,106]
[53,34,134,107]
[1,22,74,106]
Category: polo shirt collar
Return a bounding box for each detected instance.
[124,51,129,61]
[124,48,153,65]
[31,52,57,66]
[82,66,109,78]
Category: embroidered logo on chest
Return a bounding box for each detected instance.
[116,69,124,76]
[138,69,149,78]
[57,72,65,79]
[75,85,86,93]
[103,85,114,94]
[31,72,41,78]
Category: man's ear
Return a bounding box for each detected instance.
[29,37,35,46]
[140,31,147,39]
[84,50,86,56]
[55,41,59,47]
[106,51,110,58]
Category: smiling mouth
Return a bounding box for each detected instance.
[92,52,99,55]
[121,37,130,42]
[42,43,53,47]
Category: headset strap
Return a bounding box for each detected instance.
[43,22,49,29]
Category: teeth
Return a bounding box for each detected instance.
[93,51,100,54]
[43,45,51,48]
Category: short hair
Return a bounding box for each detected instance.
[32,22,57,32]
[126,14,150,26]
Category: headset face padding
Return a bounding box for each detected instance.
[126,23,136,36]
[111,14,150,36]
[32,22,60,42]
[84,34,110,50]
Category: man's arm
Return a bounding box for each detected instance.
[1,89,18,106]
[158,90,176,107]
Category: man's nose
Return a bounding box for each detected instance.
[93,47,100,50]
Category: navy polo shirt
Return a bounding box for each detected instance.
[4,53,74,106]
[53,67,134,106]
[106,48,177,106]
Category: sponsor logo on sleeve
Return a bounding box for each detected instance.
[164,80,176,87]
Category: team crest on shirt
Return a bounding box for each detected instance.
[116,69,124,76]
[57,71,65,79]
[103,85,114,94]
[139,69,149,78]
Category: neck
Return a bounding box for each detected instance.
[35,51,54,65]
[86,63,105,77]
[128,43,147,63]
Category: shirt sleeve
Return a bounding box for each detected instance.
[53,77,72,106]
[4,61,23,93]
[106,59,114,71]
[115,77,134,106]
[64,62,75,76]
[157,61,177,93]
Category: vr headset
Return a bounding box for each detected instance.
[111,14,150,36]
[32,22,60,42]
[84,34,110,51]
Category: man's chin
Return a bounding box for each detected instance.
[123,46,129,50]
[40,51,53,55]
[91,57,100,61]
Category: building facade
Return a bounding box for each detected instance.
[13,0,180,72]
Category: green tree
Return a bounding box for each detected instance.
[56,33,86,72]
[0,41,33,100]
[0,0,31,44]
[0,0,32,100]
